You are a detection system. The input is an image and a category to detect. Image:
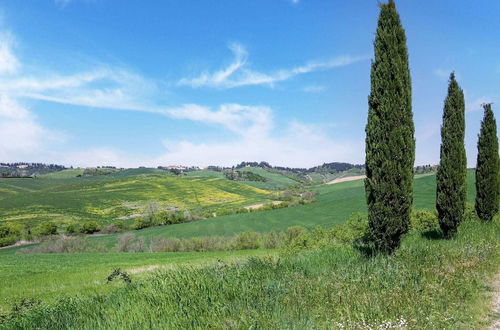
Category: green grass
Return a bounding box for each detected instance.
[2,218,498,328]
[0,249,274,311]
[38,169,84,179]
[236,167,302,190]
[60,171,475,248]
[0,171,270,227]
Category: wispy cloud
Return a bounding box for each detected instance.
[433,68,460,81]
[0,27,364,167]
[0,32,18,74]
[178,43,367,89]
[302,84,326,93]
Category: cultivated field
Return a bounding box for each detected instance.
[0,168,270,228]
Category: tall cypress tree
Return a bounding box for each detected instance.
[475,104,499,221]
[365,0,414,253]
[436,73,466,238]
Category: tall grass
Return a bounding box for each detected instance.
[2,216,498,329]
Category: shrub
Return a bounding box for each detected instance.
[133,216,153,230]
[233,232,262,250]
[17,237,106,254]
[116,233,145,252]
[65,223,79,235]
[0,223,23,246]
[150,237,183,252]
[410,210,439,233]
[99,224,122,235]
[79,221,101,234]
[33,222,58,237]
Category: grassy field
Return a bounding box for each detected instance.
[0,249,273,311]
[52,171,476,248]
[0,169,270,227]
[235,167,303,190]
[1,217,497,328]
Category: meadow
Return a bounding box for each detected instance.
[0,168,270,228]
[1,216,497,328]
[0,249,273,311]
[64,171,476,248]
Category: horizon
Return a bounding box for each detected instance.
[0,0,499,168]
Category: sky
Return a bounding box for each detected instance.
[0,0,498,168]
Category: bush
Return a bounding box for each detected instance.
[65,223,79,235]
[33,222,58,237]
[99,224,122,235]
[410,210,439,233]
[233,232,262,250]
[79,221,101,234]
[133,216,153,230]
[0,223,23,246]
[116,233,145,252]
[17,237,106,254]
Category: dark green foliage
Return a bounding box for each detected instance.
[475,104,500,221]
[436,73,467,238]
[34,222,58,237]
[79,221,101,234]
[364,0,415,253]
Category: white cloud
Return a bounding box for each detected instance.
[465,95,493,113]
[0,32,18,74]
[302,84,326,93]
[155,121,363,168]
[178,43,367,89]
[0,27,364,167]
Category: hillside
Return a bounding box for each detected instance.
[45,171,476,248]
[0,171,270,227]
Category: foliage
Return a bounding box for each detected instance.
[410,209,439,233]
[365,0,415,253]
[33,222,58,237]
[436,72,467,238]
[475,103,500,221]
[79,221,101,234]
[0,223,22,247]
[17,237,107,254]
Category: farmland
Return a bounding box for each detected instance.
[70,171,476,247]
[0,169,271,228]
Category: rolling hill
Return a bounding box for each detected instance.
[0,170,270,227]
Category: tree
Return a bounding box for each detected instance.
[365,0,414,253]
[475,103,499,221]
[436,73,467,237]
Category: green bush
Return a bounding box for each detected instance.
[0,223,22,247]
[233,231,262,250]
[65,223,78,235]
[410,210,439,233]
[33,222,58,237]
[79,221,101,234]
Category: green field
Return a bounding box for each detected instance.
[58,172,475,248]
[235,167,303,190]
[0,249,273,310]
[1,218,497,328]
[0,169,270,227]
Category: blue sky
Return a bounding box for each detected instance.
[0,0,498,168]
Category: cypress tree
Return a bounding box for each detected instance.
[475,103,499,221]
[365,0,414,253]
[436,73,467,238]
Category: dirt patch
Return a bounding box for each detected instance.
[491,273,500,329]
[327,175,366,185]
[244,201,282,211]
